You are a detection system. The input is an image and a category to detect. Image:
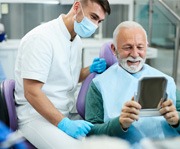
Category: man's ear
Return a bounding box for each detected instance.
[111,43,116,56]
[73,1,81,14]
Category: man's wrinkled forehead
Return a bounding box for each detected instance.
[117,28,147,43]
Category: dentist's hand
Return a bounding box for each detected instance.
[57,118,94,139]
[90,58,106,73]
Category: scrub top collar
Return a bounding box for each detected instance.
[58,15,78,42]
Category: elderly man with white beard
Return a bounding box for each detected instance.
[85,21,180,147]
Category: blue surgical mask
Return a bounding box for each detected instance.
[74,3,98,38]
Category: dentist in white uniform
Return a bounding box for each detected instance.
[14,0,111,148]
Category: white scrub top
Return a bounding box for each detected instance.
[15,15,82,125]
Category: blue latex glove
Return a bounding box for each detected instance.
[57,118,94,139]
[0,121,27,149]
[0,122,11,143]
[90,58,107,73]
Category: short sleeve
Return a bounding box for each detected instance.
[20,35,52,83]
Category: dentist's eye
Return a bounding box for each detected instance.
[91,14,98,21]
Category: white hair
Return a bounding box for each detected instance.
[113,21,148,48]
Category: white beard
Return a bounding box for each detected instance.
[119,56,146,73]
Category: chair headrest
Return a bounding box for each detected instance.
[99,42,117,68]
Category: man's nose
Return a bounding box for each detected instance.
[130,47,139,58]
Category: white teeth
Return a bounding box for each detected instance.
[128,60,138,63]
[119,56,146,73]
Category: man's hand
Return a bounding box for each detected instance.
[119,97,141,129]
[159,99,179,126]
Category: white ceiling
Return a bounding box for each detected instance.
[0,0,59,4]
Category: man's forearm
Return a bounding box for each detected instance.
[26,91,64,126]
[24,79,64,126]
[88,117,125,137]
[79,67,90,82]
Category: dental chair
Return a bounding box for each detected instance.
[76,42,180,119]
[0,79,36,149]
[76,42,117,119]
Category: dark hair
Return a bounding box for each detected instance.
[81,0,111,15]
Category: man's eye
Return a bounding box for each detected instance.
[123,47,131,50]
[91,15,98,21]
[138,47,144,50]
[98,20,102,24]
